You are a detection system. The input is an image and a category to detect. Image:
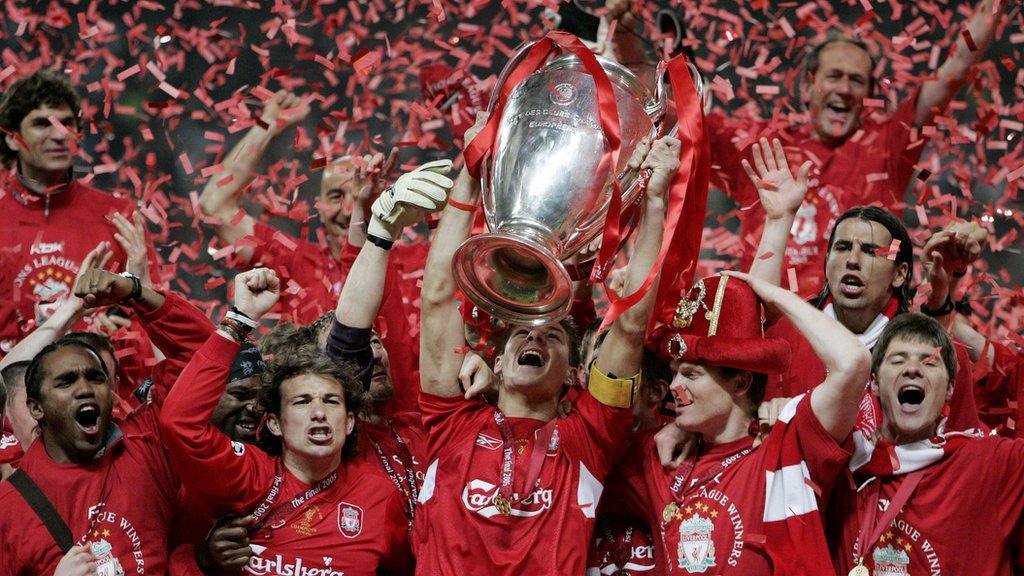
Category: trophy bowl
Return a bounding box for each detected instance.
[453,48,664,326]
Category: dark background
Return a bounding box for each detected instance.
[1,0,1021,342]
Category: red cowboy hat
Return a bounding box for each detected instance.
[647,274,791,375]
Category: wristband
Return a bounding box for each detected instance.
[218,321,247,344]
[920,296,955,317]
[119,272,143,301]
[587,362,639,409]
[366,233,394,251]
[220,316,253,340]
[955,295,971,316]
[227,306,258,329]
[447,197,477,213]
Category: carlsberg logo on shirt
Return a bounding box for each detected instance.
[245,546,345,576]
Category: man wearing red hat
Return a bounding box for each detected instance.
[606,271,870,575]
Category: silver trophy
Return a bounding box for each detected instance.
[453,44,667,326]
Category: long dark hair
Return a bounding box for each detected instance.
[811,205,915,313]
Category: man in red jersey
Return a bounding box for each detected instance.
[606,0,1009,298]
[322,158,456,545]
[606,272,870,575]
[159,268,412,576]
[413,132,680,575]
[0,267,214,575]
[0,70,158,353]
[741,138,985,433]
[827,313,1024,575]
[197,90,424,414]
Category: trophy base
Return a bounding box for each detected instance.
[453,232,573,327]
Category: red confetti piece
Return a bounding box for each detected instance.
[179,152,193,175]
[962,30,978,52]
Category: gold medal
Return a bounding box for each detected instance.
[662,502,678,523]
[494,494,512,516]
[848,563,870,576]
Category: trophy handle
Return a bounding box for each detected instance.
[687,61,705,97]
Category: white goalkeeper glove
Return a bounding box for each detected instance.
[367,159,454,245]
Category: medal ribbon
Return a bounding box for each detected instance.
[250,460,339,532]
[369,423,419,521]
[852,471,925,568]
[493,410,558,508]
[668,445,753,504]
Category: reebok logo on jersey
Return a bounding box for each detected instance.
[475,433,502,451]
[30,241,64,255]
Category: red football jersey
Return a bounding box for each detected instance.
[414,391,633,575]
[606,396,850,574]
[0,288,212,575]
[0,404,178,576]
[0,417,23,467]
[707,92,923,298]
[160,333,412,575]
[828,436,1024,575]
[0,173,159,352]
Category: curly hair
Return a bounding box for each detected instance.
[257,344,363,460]
[0,69,81,163]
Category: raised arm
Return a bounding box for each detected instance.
[594,135,679,380]
[198,91,310,261]
[916,0,1008,126]
[726,271,871,442]
[419,116,486,397]
[158,268,280,509]
[743,138,812,286]
[328,159,453,384]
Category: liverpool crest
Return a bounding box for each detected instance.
[337,502,364,538]
[872,544,910,576]
[677,514,716,573]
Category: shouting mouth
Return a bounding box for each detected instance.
[307,425,334,445]
[839,274,865,298]
[517,348,546,369]
[897,385,926,414]
[73,404,102,436]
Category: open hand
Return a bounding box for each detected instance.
[110,211,153,288]
[742,137,812,220]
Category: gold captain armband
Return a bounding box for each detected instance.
[588,362,640,409]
